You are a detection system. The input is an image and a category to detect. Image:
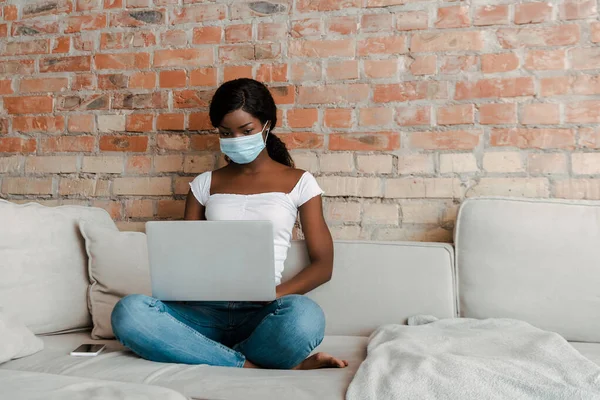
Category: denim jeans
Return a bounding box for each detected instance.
[111,294,325,369]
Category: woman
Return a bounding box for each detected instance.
[111,78,348,370]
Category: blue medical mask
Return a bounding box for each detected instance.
[219,122,270,164]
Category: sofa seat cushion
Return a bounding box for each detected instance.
[0,332,367,400]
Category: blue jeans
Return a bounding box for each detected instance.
[111,294,325,369]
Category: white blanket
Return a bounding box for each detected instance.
[347,316,600,400]
[0,309,43,364]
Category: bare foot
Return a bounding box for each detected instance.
[293,352,349,370]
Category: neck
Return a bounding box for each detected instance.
[233,150,272,173]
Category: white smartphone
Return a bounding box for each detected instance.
[70,344,106,357]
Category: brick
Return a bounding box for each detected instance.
[126,155,151,174]
[363,203,398,225]
[155,113,184,131]
[291,152,318,173]
[104,0,123,10]
[289,39,355,58]
[13,116,64,133]
[183,155,214,173]
[157,200,185,219]
[291,19,321,38]
[366,0,405,6]
[110,10,165,27]
[497,25,580,48]
[296,0,360,11]
[98,114,126,132]
[396,11,428,31]
[25,156,78,174]
[92,200,122,220]
[161,30,187,47]
[579,128,600,148]
[52,36,70,53]
[357,154,393,174]
[298,84,368,105]
[98,74,128,90]
[317,176,382,197]
[192,26,222,44]
[359,107,393,126]
[410,55,436,76]
[329,132,399,151]
[170,4,226,24]
[326,16,358,35]
[572,153,600,175]
[12,20,59,35]
[525,50,566,70]
[190,68,216,87]
[474,5,509,26]
[329,226,363,241]
[154,155,183,173]
[479,103,517,124]
[570,48,600,70]
[398,154,435,175]
[4,5,17,20]
[437,104,474,125]
[468,178,549,198]
[374,81,448,103]
[2,178,53,195]
[157,134,190,150]
[361,13,393,32]
[566,101,600,123]
[320,153,354,173]
[591,22,600,42]
[4,96,53,114]
[174,90,213,109]
[528,153,568,175]
[436,6,470,29]
[23,0,73,17]
[73,32,95,51]
[554,179,600,200]
[125,199,154,218]
[357,36,406,56]
[364,59,397,79]
[126,114,153,132]
[82,156,124,173]
[325,201,361,223]
[385,178,463,199]
[129,72,156,89]
[455,77,534,100]
[280,132,324,149]
[100,135,148,152]
[483,152,524,173]
[324,109,353,128]
[572,75,600,95]
[410,130,480,150]
[159,70,187,88]
[491,128,575,149]
[59,178,105,197]
[72,74,94,90]
[225,24,252,43]
[560,0,597,20]
[439,153,478,174]
[113,177,171,196]
[440,56,477,75]
[411,31,483,52]
[188,112,211,131]
[0,119,7,134]
[223,65,253,81]
[291,63,322,82]
[257,63,288,83]
[287,109,318,129]
[521,103,560,125]
[39,56,91,73]
[65,14,106,33]
[4,39,49,56]
[77,0,101,11]
[0,157,21,174]
[0,80,12,95]
[481,53,519,73]
[112,92,167,110]
[326,60,359,81]
[0,138,37,153]
[396,106,431,126]
[401,201,442,224]
[515,2,553,24]
[95,53,150,70]
[257,22,286,41]
[190,135,226,152]
[0,60,35,75]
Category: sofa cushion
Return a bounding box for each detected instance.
[0,310,43,364]
[80,222,151,339]
[0,332,366,400]
[0,200,115,334]
[283,240,457,336]
[455,197,600,342]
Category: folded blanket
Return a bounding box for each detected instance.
[347,317,600,400]
[0,308,43,364]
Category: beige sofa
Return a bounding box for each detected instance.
[1,197,599,399]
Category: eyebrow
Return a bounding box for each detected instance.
[219,122,252,130]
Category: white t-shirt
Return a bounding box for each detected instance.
[189,171,324,284]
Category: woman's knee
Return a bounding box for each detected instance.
[111,294,156,339]
[279,295,325,344]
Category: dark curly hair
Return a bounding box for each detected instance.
[209,78,294,168]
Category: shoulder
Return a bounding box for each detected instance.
[288,169,323,207]
[189,171,213,205]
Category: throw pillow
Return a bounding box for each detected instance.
[0,309,44,364]
[80,222,151,339]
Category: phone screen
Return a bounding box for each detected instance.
[73,344,105,353]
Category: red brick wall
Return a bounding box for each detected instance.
[0,0,598,240]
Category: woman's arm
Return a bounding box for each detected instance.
[184,190,206,221]
[275,195,333,298]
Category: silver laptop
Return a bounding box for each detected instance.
[145,221,276,302]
